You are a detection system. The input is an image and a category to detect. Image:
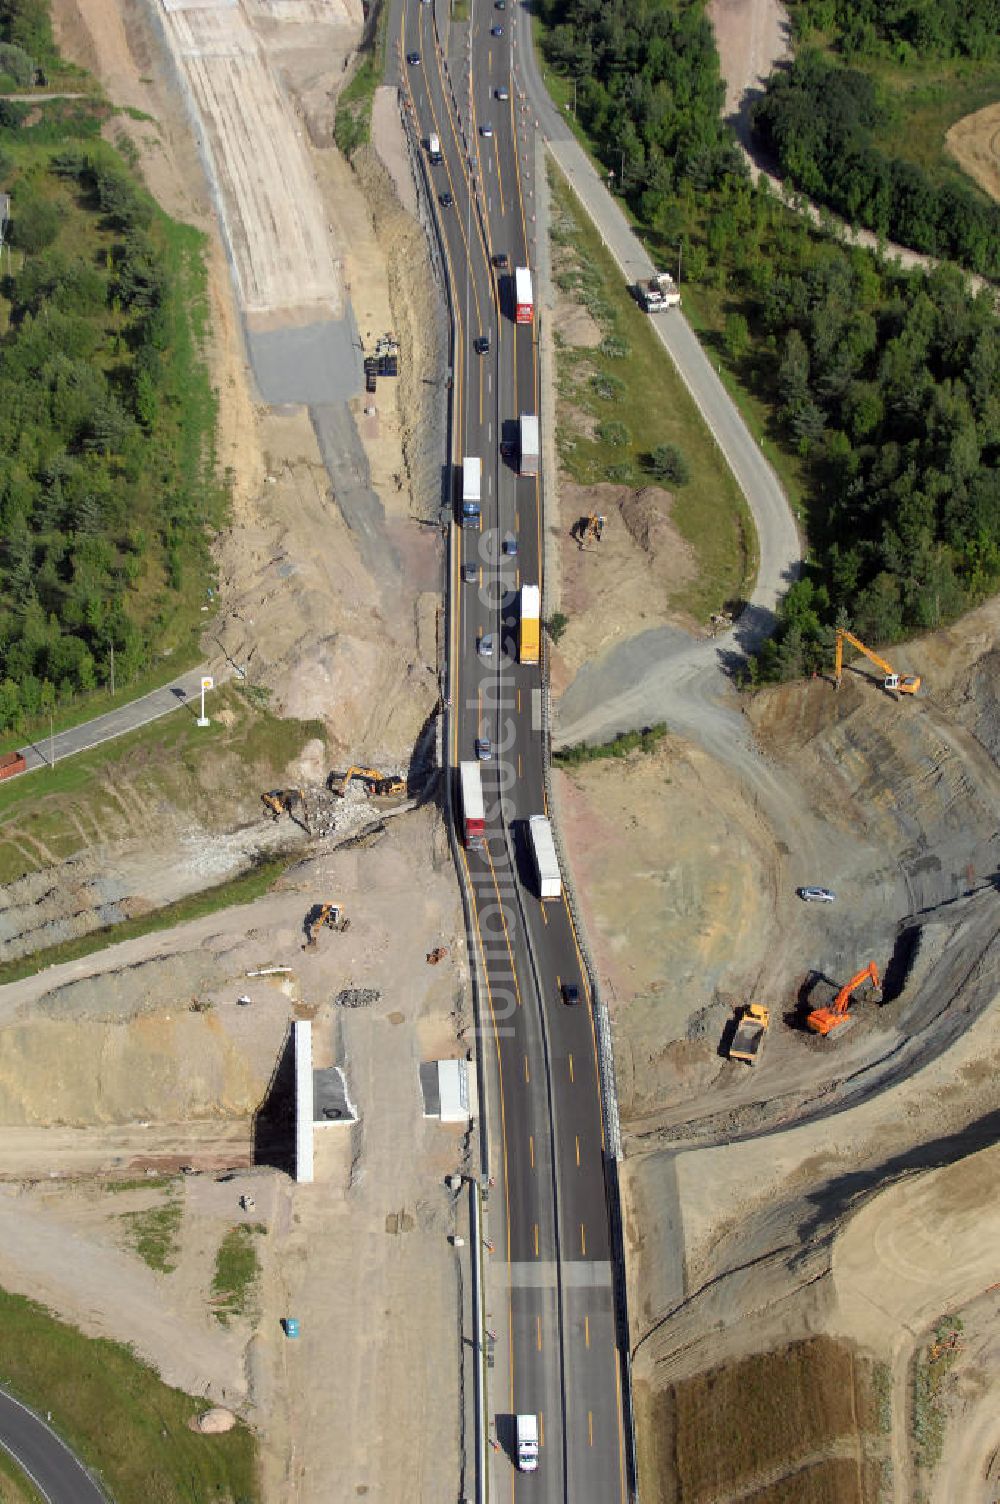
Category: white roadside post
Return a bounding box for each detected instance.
[197,675,213,728]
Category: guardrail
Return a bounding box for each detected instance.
[397,78,489,1504]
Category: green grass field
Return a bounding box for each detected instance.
[212,1225,266,1325]
[0,1285,259,1504]
[549,168,757,621]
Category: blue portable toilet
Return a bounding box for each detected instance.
[283,1317,300,1339]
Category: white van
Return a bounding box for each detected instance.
[428,132,442,163]
[516,1413,539,1472]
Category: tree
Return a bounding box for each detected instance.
[724,312,750,361]
[648,443,690,486]
[9,196,60,254]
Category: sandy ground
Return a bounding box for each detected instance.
[946,102,1000,205]
[0,809,466,1501]
[554,592,1000,1500]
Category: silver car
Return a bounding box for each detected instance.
[798,886,836,903]
[478,633,494,658]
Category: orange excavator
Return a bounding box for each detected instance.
[807,961,882,1037]
[834,630,921,697]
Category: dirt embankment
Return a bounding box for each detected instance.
[556,597,1000,1502]
[0,808,468,1503]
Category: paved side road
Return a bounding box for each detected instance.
[13,666,219,775]
[515,16,800,631]
[0,1390,108,1504]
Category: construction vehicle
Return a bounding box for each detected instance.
[261,788,305,820]
[834,630,921,697]
[572,513,606,548]
[807,961,881,1037]
[303,902,350,949]
[328,767,406,799]
[634,271,680,311]
[729,1003,769,1065]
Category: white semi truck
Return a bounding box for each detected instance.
[527,815,561,900]
[461,456,481,526]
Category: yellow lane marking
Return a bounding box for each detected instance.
[524,1054,530,1083]
[518,752,523,778]
[580,1222,587,1256]
[585,1314,590,1348]
[540,903,548,925]
[575,1134,580,1167]
[536,1315,542,1351]
[588,1409,594,1447]
[533,1222,539,1257]
[568,1052,575,1083]
[529,1134,534,1169]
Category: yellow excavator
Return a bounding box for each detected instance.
[303,902,350,949]
[261,789,310,833]
[834,630,921,697]
[572,513,606,549]
[328,766,406,798]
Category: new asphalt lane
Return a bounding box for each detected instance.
[398,2,627,1498]
[0,1390,107,1503]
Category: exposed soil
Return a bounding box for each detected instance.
[556,594,1000,1501]
[946,102,1000,205]
[0,808,466,1503]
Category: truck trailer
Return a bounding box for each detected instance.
[519,414,539,477]
[527,815,561,899]
[459,761,485,849]
[516,1413,539,1472]
[461,457,482,527]
[519,584,540,666]
[514,266,534,324]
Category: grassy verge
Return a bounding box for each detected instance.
[0,645,205,763]
[212,1225,266,1325]
[555,724,667,768]
[0,1443,47,1504]
[0,1285,259,1504]
[0,852,293,987]
[334,0,389,155]
[120,1184,184,1274]
[549,168,756,620]
[0,682,323,872]
[679,283,808,525]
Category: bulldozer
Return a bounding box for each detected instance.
[807,961,882,1037]
[572,513,606,549]
[834,630,921,698]
[303,902,350,950]
[328,766,406,799]
[261,788,310,833]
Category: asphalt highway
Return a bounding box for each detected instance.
[397,3,627,1498]
[0,1390,107,1504]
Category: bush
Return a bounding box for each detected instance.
[9,195,60,252]
[605,461,634,482]
[547,610,569,644]
[648,442,690,486]
[597,419,630,447]
[591,371,625,402]
[600,334,630,359]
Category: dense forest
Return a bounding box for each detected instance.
[0,0,221,736]
[535,0,742,227]
[539,0,1000,680]
[786,0,1000,60]
[752,50,1000,277]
